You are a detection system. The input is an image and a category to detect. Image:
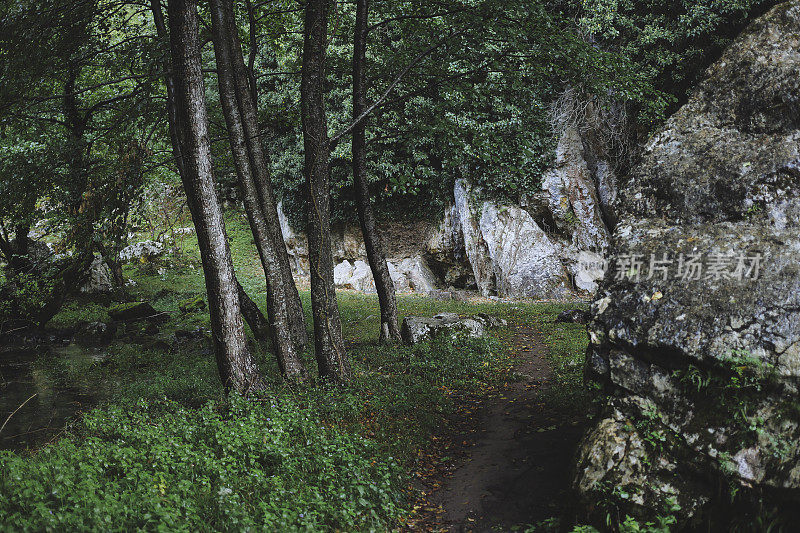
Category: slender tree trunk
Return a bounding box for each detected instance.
[236,280,271,344]
[152,0,271,347]
[167,0,264,394]
[210,0,306,381]
[223,2,308,351]
[301,0,351,382]
[352,0,400,343]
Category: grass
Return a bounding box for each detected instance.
[1,213,591,531]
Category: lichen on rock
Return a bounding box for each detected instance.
[575,2,800,525]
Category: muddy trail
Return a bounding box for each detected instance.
[408,326,586,532]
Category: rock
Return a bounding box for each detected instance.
[475,313,508,328]
[277,201,310,275]
[576,3,800,524]
[333,260,376,292]
[542,126,611,251]
[80,255,113,294]
[387,261,411,292]
[74,321,116,345]
[333,256,439,294]
[618,3,800,226]
[119,240,164,263]
[455,179,574,299]
[555,308,590,325]
[108,302,160,322]
[349,260,376,292]
[594,160,619,225]
[333,260,354,286]
[401,313,487,345]
[395,256,438,294]
[178,296,206,314]
[424,205,476,288]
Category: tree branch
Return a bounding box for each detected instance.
[329,35,449,148]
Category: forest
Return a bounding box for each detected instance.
[2,0,799,530]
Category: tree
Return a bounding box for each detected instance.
[167,0,264,393]
[301,0,351,382]
[151,0,273,350]
[209,0,306,381]
[350,0,400,342]
[0,0,154,328]
[219,0,308,353]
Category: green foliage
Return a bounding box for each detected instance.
[0,396,403,531]
[0,271,56,326]
[2,261,517,531]
[570,0,776,125]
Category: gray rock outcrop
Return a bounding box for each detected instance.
[401,312,507,345]
[80,255,113,294]
[118,240,164,263]
[543,126,611,252]
[454,179,573,299]
[575,2,800,524]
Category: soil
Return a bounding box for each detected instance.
[407,326,586,532]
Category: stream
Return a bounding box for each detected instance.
[0,344,101,452]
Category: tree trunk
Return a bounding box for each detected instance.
[152,0,271,348]
[210,0,306,381]
[167,0,264,394]
[223,2,308,352]
[236,280,271,344]
[352,0,401,343]
[301,0,351,383]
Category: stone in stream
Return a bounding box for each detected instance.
[401,313,507,345]
[574,2,800,524]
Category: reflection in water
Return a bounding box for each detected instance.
[0,346,99,451]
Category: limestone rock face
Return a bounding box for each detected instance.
[118,240,164,263]
[455,180,574,299]
[542,126,611,251]
[277,201,309,275]
[332,255,438,294]
[424,205,476,289]
[576,2,800,524]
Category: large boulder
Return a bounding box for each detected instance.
[455,179,573,299]
[401,312,506,345]
[80,255,113,294]
[576,2,800,525]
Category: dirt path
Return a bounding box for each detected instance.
[410,326,585,531]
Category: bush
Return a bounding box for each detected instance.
[0,396,403,532]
